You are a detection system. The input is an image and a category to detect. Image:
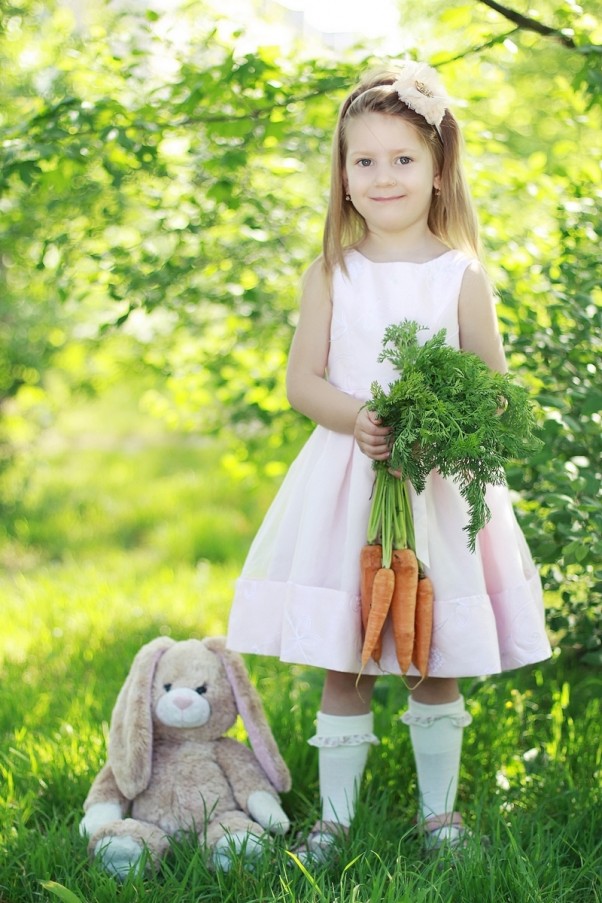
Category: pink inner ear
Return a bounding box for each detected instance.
[219,656,284,791]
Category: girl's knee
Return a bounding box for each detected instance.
[321,670,376,714]
[407,676,460,705]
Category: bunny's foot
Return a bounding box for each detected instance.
[89,818,169,879]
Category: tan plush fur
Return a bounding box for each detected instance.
[80,637,291,877]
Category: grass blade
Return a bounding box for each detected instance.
[39,882,85,903]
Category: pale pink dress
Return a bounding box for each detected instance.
[227,249,552,677]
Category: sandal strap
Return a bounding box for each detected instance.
[422,812,467,853]
[423,811,464,833]
[307,819,348,841]
[291,819,348,864]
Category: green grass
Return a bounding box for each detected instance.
[0,400,600,902]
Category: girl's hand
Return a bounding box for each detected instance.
[354,408,391,461]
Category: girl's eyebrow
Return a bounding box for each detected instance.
[347,146,419,156]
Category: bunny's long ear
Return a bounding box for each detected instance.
[205,638,291,793]
[108,636,174,799]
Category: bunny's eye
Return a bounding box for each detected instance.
[163,683,172,692]
[196,685,207,695]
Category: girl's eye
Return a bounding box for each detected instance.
[397,156,412,165]
[357,158,372,167]
[196,685,207,695]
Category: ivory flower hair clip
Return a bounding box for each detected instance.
[392,61,450,135]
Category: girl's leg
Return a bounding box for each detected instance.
[321,668,376,716]
[310,670,378,828]
[403,676,472,847]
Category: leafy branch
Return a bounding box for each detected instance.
[478,0,576,47]
[436,27,522,67]
[478,0,601,54]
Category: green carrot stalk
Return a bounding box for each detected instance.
[367,466,415,568]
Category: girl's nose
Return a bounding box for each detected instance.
[375,168,397,185]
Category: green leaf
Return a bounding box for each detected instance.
[581,650,602,666]
[39,881,85,903]
[562,539,590,564]
[582,390,602,416]
[206,179,235,203]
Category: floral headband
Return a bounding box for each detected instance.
[392,61,449,136]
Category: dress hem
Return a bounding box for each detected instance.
[226,575,552,680]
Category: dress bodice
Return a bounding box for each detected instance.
[328,249,471,401]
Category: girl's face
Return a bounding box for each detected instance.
[343,112,440,240]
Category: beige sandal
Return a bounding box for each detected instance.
[422,812,469,854]
[291,819,348,866]
[422,811,490,859]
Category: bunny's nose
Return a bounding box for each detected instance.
[173,696,193,710]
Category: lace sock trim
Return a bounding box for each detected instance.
[307,732,380,748]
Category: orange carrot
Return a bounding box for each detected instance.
[360,544,384,662]
[360,545,383,629]
[412,575,434,678]
[390,548,419,674]
[360,567,395,669]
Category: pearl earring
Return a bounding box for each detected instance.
[345,193,351,201]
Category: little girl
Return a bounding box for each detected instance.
[227,62,551,860]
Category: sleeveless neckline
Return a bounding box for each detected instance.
[350,248,457,266]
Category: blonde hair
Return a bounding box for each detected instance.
[323,69,481,274]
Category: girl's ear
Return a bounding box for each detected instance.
[433,173,441,192]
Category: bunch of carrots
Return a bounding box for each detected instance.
[359,320,541,678]
[359,473,433,678]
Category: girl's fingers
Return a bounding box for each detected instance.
[362,437,389,453]
[357,409,389,435]
[359,431,390,446]
[364,432,390,446]
[354,409,392,459]
[364,443,391,461]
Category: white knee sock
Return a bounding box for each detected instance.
[402,695,472,821]
[308,711,379,827]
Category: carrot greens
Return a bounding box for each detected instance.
[366,320,541,560]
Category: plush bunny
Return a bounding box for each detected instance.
[80,636,291,878]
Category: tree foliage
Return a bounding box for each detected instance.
[0,0,355,443]
[1,0,600,657]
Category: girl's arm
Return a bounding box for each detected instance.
[286,258,390,460]
[458,261,508,374]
